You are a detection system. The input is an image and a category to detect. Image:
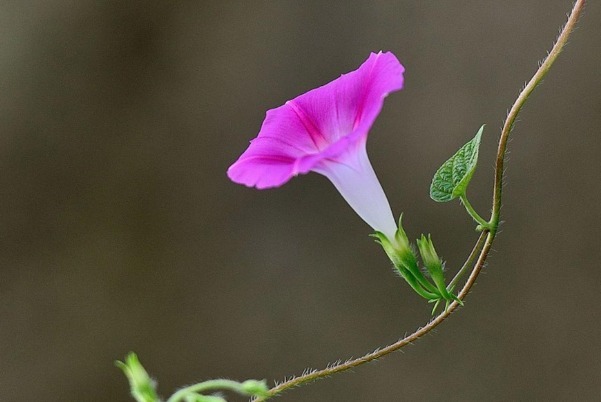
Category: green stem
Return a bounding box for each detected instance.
[448,231,487,291]
[459,194,491,230]
[251,1,586,400]
[167,380,249,402]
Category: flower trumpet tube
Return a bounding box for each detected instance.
[227,52,404,240]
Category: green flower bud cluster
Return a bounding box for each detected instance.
[372,216,462,314]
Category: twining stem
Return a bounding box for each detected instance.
[253,230,495,402]
[447,231,487,291]
[491,0,586,228]
[252,1,585,400]
[459,194,490,229]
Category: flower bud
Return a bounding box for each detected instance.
[416,234,449,297]
[416,234,441,270]
[115,353,159,402]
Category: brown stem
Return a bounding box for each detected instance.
[252,1,585,400]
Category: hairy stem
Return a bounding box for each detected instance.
[253,231,495,402]
[252,2,585,400]
[459,194,490,229]
[491,0,586,228]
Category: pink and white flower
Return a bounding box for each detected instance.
[228,52,405,239]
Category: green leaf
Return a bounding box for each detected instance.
[430,125,485,202]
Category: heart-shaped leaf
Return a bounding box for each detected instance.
[430,125,484,202]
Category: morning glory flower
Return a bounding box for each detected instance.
[227,52,405,239]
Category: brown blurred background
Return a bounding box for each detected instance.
[1,1,599,401]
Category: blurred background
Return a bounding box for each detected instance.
[1,1,599,401]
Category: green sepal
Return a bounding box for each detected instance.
[371,215,415,268]
[401,259,439,296]
[451,293,464,306]
[372,216,439,300]
[373,234,437,299]
[396,263,439,300]
[430,125,484,202]
[430,299,442,316]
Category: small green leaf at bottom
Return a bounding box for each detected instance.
[430,125,485,202]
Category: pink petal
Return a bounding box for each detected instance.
[228,52,405,236]
[227,52,405,189]
[293,51,404,150]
